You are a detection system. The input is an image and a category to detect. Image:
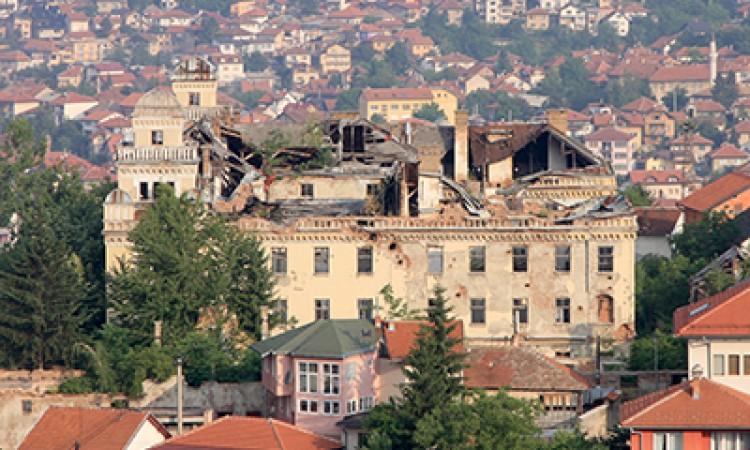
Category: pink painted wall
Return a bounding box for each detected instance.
[632,430,711,450]
[264,350,378,439]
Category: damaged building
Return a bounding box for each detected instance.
[103,57,636,366]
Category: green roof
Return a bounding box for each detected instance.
[251,320,378,359]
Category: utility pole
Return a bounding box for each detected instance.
[653,334,659,391]
[177,357,184,436]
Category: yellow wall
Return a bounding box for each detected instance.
[172,80,218,108]
[359,89,458,125]
[133,117,184,147]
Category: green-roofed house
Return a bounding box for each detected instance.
[251,319,379,440]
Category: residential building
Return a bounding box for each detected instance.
[359,87,458,124]
[711,144,749,174]
[643,109,677,149]
[621,281,750,450]
[50,92,98,120]
[737,121,750,148]
[629,169,696,201]
[153,416,341,449]
[583,127,639,176]
[669,133,713,163]
[320,44,351,75]
[559,4,587,32]
[605,12,630,37]
[211,54,244,85]
[679,171,750,223]
[634,206,681,259]
[650,64,713,100]
[19,407,170,450]
[252,320,378,438]
[526,8,554,30]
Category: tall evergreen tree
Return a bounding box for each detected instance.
[365,286,466,448]
[0,205,88,369]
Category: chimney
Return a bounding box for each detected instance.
[709,34,718,87]
[690,379,701,400]
[453,110,468,183]
[546,109,569,135]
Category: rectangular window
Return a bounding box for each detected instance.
[513,298,528,324]
[301,183,314,198]
[366,183,379,196]
[188,92,200,106]
[469,246,486,273]
[470,298,486,324]
[271,247,287,275]
[598,246,614,272]
[347,399,357,414]
[357,247,373,274]
[427,246,443,274]
[323,363,340,395]
[744,355,750,375]
[151,129,163,145]
[299,362,319,393]
[323,400,340,415]
[314,247,329,274]
[512,246,528,272]
[359,396,373,411]
[274,299,287,323]
[555,297,571,324]
[729,355,740,376]
[555,245,571,272]
[714,354,725,376]
[315,299,330,320]
[139,181,149,200]
[358,298,374,321]
[299,399,309,412]
[653,432,683,450]
[712,432,750,450]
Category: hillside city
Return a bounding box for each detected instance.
[4,0,750,449]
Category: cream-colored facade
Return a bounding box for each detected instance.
[320,45,351,74]
[104,64,636,364]
[688,338,750,395]
[359,88,458,125]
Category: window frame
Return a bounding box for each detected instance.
[728,354,740,376]
[358,298,374,321]
[301,183,314,198]
[298,362,319,393]
[513,298,528,325]
[188,91,201,106]
[274,298,287,323]
[470,297,486,325]
[598,246,614,273]
[469,246,486,273]
[314,247,330,274]
[714,354,725,376]
[323,363,340,395]
[271,247,287,275]
[555,297,571,324]
[555,245,571,272]
[357,246,373,274]
[151,129,164,146]
[427,246,444,274]
[315,298,330,320]
[512,246,528,272]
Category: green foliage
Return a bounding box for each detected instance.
[412,103,446,122]
[108,184,275,345]
[605,77,652,108]
[465,90,532,122]
[672,212,742,261]
[379,284,420,320]
[628,329,687,371]
[354,60,399,89]
[705,268,736,295]
[661,88,689,112]
[385,42,412,74]
[635,254,703,334]
[535,57,604,111]
[0,203,88,369]
[695,121,726,147]
[546,430,609,450]
[419,9,496,59]
[414,392,542,450]
[197,16,220,44]
[58,376,95,394]
[245,51,270,72]
[422,68,458,83]
[236,90,265,110]
[176,332,261,386]
[352,43,376,65]
[335,88,362,111]
[623,185,653,207]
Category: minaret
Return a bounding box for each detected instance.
[709,34,717,87]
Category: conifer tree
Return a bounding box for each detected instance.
[0,205,87,369]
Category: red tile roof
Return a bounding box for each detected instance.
[153,416,341,449]
[50,92,98,105]
[382,320,464,360]
[674,278,750,337]
[19,407,169,450]
[634,207,681,236]
[630,169,685,184]
[621,379,750,429]
[464,346,590,391]
[621,96,662,113]
[711,143,747,159]
[735,121,750,134]
[650,64,710,82]
[679,171,750,212]
[692,100,725,113]
[584,127,633,142]
[669,133,712,146]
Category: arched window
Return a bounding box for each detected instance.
[597,295,614,323]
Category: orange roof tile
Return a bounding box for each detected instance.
[630,169,685,184]
[19,407,169,450]
[382,319,464,360]
[736,121,750,134]
[650,64,710,82]
[711,143,747,159]
[621,379,750,429]
[679,171,750,212]
[621,96,663,113]
[674,278,750,337]
[153,416,341,449]
[361,87,433,101]
[584,127,633,142]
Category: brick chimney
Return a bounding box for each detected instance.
[690,379,701,400]
[453,110,468,183]
[546,109,569,135]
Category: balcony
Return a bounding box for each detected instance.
[117,145,199,163]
